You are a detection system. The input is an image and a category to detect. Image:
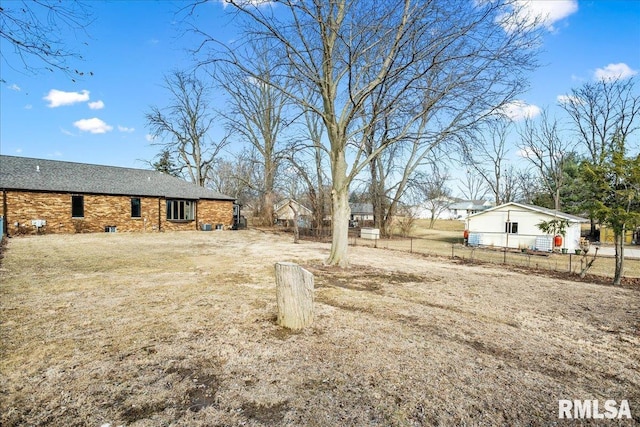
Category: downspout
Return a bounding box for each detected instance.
[195,199,199,230]
[158,198,162,232]
[2,189,8,237]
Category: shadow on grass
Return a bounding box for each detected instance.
[427,236,464,244]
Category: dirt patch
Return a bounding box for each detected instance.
[310,264,432,293]
[241,401,289,424]
[1,230,638,426]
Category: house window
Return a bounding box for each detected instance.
[71,195,84,218]
[505,221,518,234]
[131,197,141,218]
[166,199,194,221]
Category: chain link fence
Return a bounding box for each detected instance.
[293,227,640,280]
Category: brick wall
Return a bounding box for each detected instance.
[1,190,233,235]
[197,199,234,230]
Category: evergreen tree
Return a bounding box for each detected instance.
[581,138,640,285]
[153,149,180,177]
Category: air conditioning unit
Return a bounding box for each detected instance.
[31,219,47,228]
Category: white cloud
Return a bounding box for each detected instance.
[499,0,578,33]
[8,83,21,91]
[88,100,105,110]
[517,146,536,158]
[145,134,156,142]
[594,63,638,81]
[15,148,23,153]
[118,125,135,133]
[60,127,76,136]
[73,118,113,134]
[24,104,33,110]
[557,94,583,105]
[497,100,541,121]
[44,89,90,107]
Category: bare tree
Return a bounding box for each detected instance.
[463,119,517,205]
[515,169,540,204]
[208,155,256,205]
[498,164,523,204]
[196,0,541,266]
[395,203,419,237]
[214,43,291,226]
[410,167,452,229]
[283,120,331,234]
[0,0,93,81]
[559,77,640,165]
[518,109,575,210]
[146,70,229,187]
[458,170,490,202]
[304,108,330,232]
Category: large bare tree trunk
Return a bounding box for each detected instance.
[327,187,350,266]
[262,156,277,226]
[327,150,350,267]
[275,262,314,330]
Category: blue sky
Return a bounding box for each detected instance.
[1,0,639,170]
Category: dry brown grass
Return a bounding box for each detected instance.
[1,230,639,426]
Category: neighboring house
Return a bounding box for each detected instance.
[349,203,374,227]
[449,199,493,220]
[466,202,588,252]
[412,198,493,220]
[0,155,235,236]
[411,196,457,220]
[274,198,312,227]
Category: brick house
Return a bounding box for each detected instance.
[0,155,235,236]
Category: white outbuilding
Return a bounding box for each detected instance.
[466,202,588,252]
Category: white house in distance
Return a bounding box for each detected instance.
[412,198,493,220]
[274,198,312,227]
[349,203,374,227]
[449,199,493,220]
[466,202,588,252]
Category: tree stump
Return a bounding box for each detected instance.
[275,262,314,330]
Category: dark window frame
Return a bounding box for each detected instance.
[71,195,84,218]
[505,221,519,234]
[131,197,141,218]
[166,199,195,221]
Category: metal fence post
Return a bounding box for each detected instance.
[569,253,572,273]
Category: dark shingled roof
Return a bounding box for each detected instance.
[349,203,374,214]
[0,155,235,201]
